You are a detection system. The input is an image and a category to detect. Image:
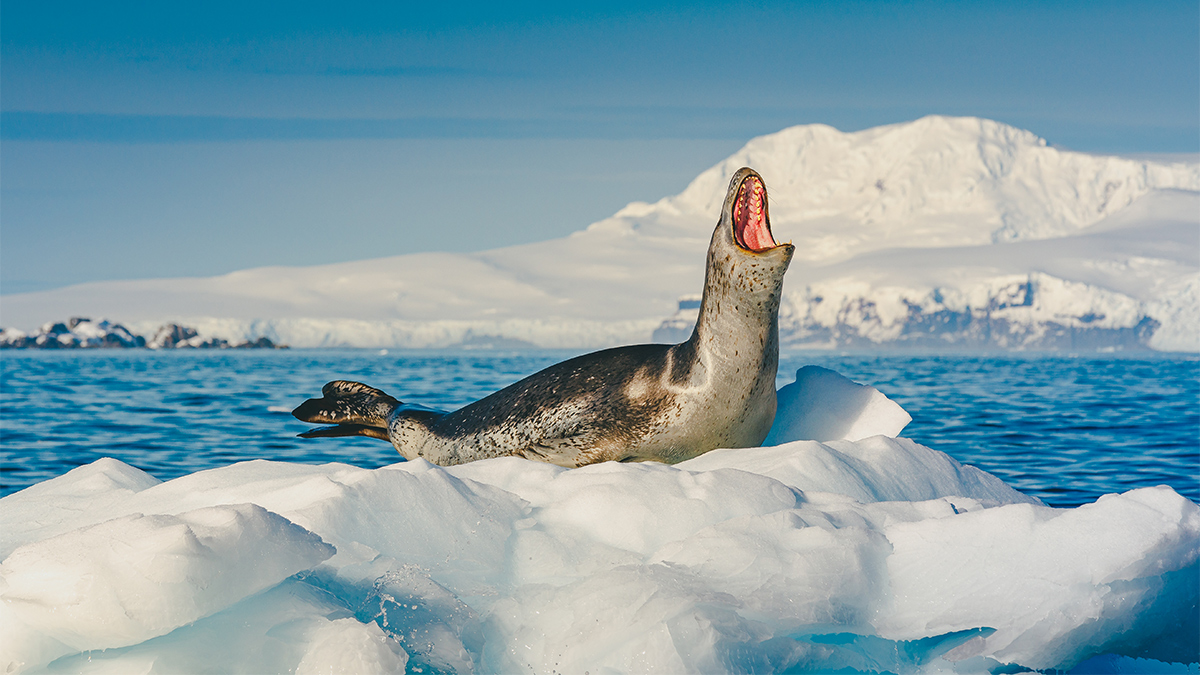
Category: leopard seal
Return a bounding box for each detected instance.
[293,167,795,467]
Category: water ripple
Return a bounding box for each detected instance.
[2,349,1197,508]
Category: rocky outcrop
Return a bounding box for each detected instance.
[147,323,285,349]
[651,295,701,343]
[0,319,285,350]
[0,318,145,349]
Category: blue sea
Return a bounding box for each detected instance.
[1,349,1197,507]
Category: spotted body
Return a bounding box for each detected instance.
[293,167,795,467]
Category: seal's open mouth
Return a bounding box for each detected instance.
[733,175,778,252]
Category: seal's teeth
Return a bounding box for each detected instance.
[731,174,776,251]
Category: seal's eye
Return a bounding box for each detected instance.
[733,176,777,251]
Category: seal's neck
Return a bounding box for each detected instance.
[673,247,788,389]
[690,278,783,362]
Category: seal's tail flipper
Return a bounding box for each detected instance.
[292,380,400,440]
[298,423,390,441]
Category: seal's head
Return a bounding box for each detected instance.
[709,167,795,300]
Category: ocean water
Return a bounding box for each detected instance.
[1,349,1196,507]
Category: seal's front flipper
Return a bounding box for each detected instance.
[293,380,400,442]
[513,432,604,468]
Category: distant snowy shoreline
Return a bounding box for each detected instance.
[0,311,1180,353]
[0,318,285,350]
[4,116,1196,352]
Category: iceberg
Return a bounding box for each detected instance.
[1,368,1196,674]
[764,365,913,445]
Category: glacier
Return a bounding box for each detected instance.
[1,367,1197,674]
[1,116,1197,351]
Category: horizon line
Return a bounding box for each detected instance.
[3,111,1198,153]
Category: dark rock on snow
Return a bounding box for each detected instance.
[0,318,285,350]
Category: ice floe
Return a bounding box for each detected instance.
[1,368,1196,674]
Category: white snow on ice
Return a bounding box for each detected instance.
[2,367,1196,674]
[3,116,1197,351]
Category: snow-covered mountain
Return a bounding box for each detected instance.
[4,116,1197,350]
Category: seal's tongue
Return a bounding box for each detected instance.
[733,175,777,251]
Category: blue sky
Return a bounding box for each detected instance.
[2,1,1197,294]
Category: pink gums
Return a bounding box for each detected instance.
[733,176,777,251]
